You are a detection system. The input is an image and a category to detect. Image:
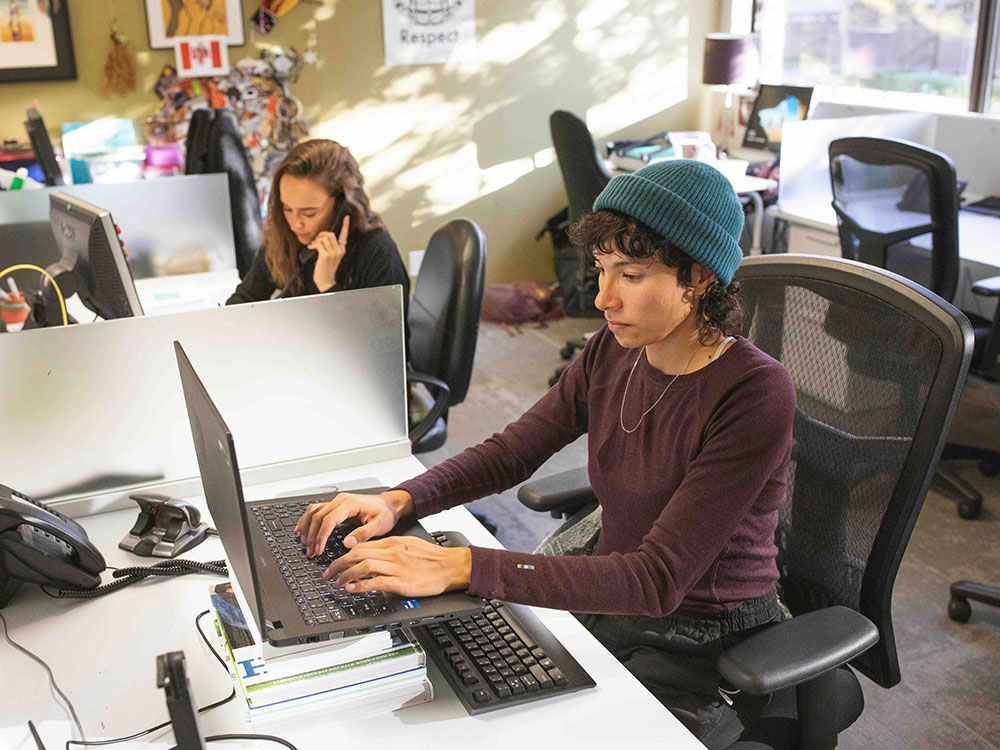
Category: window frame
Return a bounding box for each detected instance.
[751,0,1000,114]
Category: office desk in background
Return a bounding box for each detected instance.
[769,200,1000,319]
[609,160,777,255]
[0,457,704,749]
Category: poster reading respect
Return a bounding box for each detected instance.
[382,0,475,66]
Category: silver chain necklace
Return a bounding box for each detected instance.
[619,345,701,434]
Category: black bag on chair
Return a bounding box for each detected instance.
[538,207,602,318]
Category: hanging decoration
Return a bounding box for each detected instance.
[250,0,302,35]
[100,23,138,97]
[146,46,312,202]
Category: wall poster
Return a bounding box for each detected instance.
[382,0,475,66]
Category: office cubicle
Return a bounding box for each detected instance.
[0,174,237,296]
[0,286,409,516]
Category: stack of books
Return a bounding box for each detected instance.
[209,582,432,728]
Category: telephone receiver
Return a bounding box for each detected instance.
[0,483,106,608]
[272,190,349,299]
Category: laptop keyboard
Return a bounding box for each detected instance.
[251,501,395,627]
[413,599,596,715]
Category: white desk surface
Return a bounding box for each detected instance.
[64,269,241,323]
[0,455,704,749]
[771,198,1000,270]
[608,160,776,196]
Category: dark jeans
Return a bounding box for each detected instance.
[579,593,783,749]
[562,530,783,748]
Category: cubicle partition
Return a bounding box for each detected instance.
[0,286,409,516]
[0,174,237,297]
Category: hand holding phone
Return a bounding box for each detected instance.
[311,196,350,293]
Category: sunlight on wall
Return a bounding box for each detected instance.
[305,0,700,280]
[476,6,566,64]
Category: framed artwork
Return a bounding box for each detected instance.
[145,0,245,49]
[0,0,76,83]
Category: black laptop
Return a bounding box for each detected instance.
[174,341,484,646]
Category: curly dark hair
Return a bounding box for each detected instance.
[569,209,745,343]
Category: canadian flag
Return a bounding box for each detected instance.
[174,36,230,79]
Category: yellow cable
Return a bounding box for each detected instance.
[0,264,68,327]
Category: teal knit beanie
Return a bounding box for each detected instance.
[592,159,744,284]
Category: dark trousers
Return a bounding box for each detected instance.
[578,592,783,748]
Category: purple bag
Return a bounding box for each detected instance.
[480,281,563,331]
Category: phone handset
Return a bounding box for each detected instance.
[0,484,106,603]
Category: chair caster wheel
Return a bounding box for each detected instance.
[978,457,1000,477]
[948,596,971,623]
[957,500,981,520]
[548,373,560,387]
[560,344,576,360]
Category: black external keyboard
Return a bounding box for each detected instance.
[250,502,394,626]
[414,599,596,715]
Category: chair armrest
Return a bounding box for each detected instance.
[516,467,596,518]
[717,606,879,695]
[971,275,1000,297]
[407,371,450,445]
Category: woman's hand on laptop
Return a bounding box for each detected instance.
[295,490,415,558]
[322,537,472,597]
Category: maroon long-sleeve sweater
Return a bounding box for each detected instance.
[396,326,796,617]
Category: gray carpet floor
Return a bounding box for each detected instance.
[417,316,1000,749]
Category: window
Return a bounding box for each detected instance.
[755,0,998,113]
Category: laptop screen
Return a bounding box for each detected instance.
[174,341,268,637]
[742,84,814,153]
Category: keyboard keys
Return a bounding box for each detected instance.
[414,599,595,715]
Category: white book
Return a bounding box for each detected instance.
[210,581,392,684]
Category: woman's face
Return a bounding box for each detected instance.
[593,248,711,354]
[279,174,337,246]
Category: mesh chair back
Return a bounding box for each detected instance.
[829,136,960,302]
[550,111,613,224]
[737,255,972,688]
[408,219,486,407]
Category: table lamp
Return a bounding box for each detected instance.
[702,33,760,155]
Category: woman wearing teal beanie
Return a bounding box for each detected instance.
[297,160,796,747]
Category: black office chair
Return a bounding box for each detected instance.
[185,109,263,280]
[407,219,487,454]
[518,255,974,749]
[829,136,1000,520]
[549,110,611,377]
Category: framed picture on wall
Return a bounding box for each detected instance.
[145,0,245,49]
[0,1,76,83]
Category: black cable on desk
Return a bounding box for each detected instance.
[64,609,234,749]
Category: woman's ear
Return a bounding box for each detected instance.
[691,263,718,297]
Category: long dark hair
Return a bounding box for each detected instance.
[570,209,745,343]
[263,139,385,294]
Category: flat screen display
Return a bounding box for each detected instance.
[742,84,814,152]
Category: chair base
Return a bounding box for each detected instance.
[948,580,1000,623]
[934,468,985,519]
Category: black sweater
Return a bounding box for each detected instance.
[226,228,410,321]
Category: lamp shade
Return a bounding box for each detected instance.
[702,33,759,86]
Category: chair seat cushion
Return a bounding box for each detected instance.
[726,666,864,750]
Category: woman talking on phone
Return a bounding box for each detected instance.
[227,139,408,308]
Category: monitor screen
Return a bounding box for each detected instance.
[742,84,814,153]
[46,193,143,322]
[24,108,64,187]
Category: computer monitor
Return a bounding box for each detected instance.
[24,108,64,186]
[742,84,814,153]
[42,193,143,323]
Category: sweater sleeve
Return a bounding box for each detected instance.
[466,361,797,617]
[394,332,597,516]
[226,245,275,304]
